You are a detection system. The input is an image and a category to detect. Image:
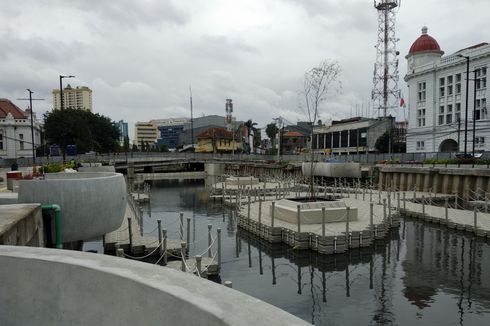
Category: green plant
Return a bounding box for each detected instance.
[44,163,64,173]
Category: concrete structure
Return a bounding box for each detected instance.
[0,99,42,159]
[52,85,93,111]
[274,199,358,224]
[17,172,126,242]
[312,117,393,155]
[134,121,158,148]
[225,176,260,186]
[405,27,490,153]
[0,204,43,246]
[0,246,310,326]
[302,162,361,178]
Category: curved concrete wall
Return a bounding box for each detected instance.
[302,162,361,178]
[17,172,126,242]
[0,246,309,326]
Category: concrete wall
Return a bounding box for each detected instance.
[0,204,43,246]
[302,162,361,178]
[17,172,126,242]
[0,246,310,326]
[205,163,226,176]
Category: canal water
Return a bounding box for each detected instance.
[131,180,490,325]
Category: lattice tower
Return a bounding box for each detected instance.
[225,99,233,131]
[372,0,401,118]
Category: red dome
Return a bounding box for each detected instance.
[408,27,443,55]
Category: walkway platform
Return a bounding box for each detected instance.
[166,256,219,278]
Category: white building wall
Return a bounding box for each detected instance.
[0,116,42,159]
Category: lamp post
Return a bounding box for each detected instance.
[457,54,470,156]
[17,90,44,165]
[59,75,75,111]
[472,70,479,157]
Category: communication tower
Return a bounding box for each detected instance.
[225,99,233,131]
[371,0,401,117]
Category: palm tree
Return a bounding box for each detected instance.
[244,119,258,153]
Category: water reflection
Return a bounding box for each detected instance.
[142,180,490,325]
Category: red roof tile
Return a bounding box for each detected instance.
[0,99,28,119]
[197,127,234,139]
[283,131,304,137]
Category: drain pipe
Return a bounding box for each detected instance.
[41,204,62,249]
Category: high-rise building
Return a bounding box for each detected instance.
[134,122,158,148]
[52,85,93,111]
[114,120,129,145]
[152,118,189,150]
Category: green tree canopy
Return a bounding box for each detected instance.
[44,108,120,154]
[265,123,278,141]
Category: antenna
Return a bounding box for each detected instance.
[17,89,44,164]
[225,99,233,131]
[189,86,194,148]
[371,0,401,118]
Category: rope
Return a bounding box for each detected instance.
[123,239,163,260]
[196,235,217,257]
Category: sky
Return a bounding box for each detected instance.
[1,0,488,138]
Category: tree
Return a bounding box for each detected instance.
[44,108,120,155]
[301,60,341,198]
[375,131,406,153]
[244,119,258,153]
[266,123,279,151]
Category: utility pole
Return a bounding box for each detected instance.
[189,86,194,149]
[472,70,478,157]
[59,75,75,111]
[17,90,44,165]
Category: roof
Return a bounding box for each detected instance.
[197,127,234,139]
[0,99,28,119]
[408,27,444,56]
[283,131,305,137]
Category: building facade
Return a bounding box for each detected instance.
[312,117,393,155]
[179,115,244,147]
[405,27,490,153]
[134,122,158,148]
[0,99,42,159]
[152,118,189,150]
[195,127,242,153]
[281,131,307,154]
[52,85,93,111]
[114,120,129,146]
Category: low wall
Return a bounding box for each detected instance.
[17,172,126,242]
[302,162,361,178]
[0,246,309,326]
[0,204,43,246]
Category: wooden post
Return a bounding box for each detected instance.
[157,219,163,255]
[297,205,301,233]
[370,203,374,241]
[186,217,191,249]
[271,202,275,228]
[208,224,212,258]
[181,242,187,272]
[127,217,133,252]
[383,199,387,222]
[474,207,478,235]
[195,255,202,277]
[162,229,167,265]
[217,228,222,268]
[180,213,184,240]
[322,207,326,237]
[445,198,449,225]
[116,248,124,257]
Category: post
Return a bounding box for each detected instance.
[388,193,392,226]
[224,281,233,288]
[297,205,301,233]
[370,188,373,202]
[208,224,212,258]
[455,193,459,209]
[181,242,187,272]
[186,217,191,249]
[180,213,184,240]
[383,199,387,222]
[422,195,426,217]
[486,197,489,214]
[378,189,381,205]
[258,198,262,227]
[247,195,251,219]
[403,192,406,210]
[116,248,124,257]
[322,207,326,237]
[162,229,167,265]
[345,207,350,239]
[474,207,478,235]
[445,198,449,225]
[157,219,163,255]
[217,228,222,268]
[370,203,374,241]
[195,255,202,276]
[127,217,133,252]
[363,187,366,201]
[271,202,275,227]
[397,192,400,211]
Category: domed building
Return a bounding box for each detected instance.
[405,27,489,154]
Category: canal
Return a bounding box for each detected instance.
[115,179,490,325]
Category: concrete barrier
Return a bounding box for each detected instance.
[17,172,126,242]
[302,162,361,178]
[0,246,310,326]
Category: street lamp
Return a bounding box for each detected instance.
[59,75,75,111]
[456,54,470,156]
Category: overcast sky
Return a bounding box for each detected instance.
[1,0,488,137]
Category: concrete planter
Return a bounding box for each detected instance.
[18,172,126,242]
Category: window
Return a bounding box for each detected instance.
[438,115,444,125]
[446,104,453,124]
[440,85,445,97]
[456,73,462,94]
[417,109,426,127]
[418,82,426,102]
[447,76,453,96]
[416,141,425,150]
[475,137,485,148]
[438,106,445,125]
[476,67,487,90]
[455,103,461,121]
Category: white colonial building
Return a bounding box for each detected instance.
[0,99,42,159]
[405,27,489,153]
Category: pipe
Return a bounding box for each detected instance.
[41,204,62,249]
